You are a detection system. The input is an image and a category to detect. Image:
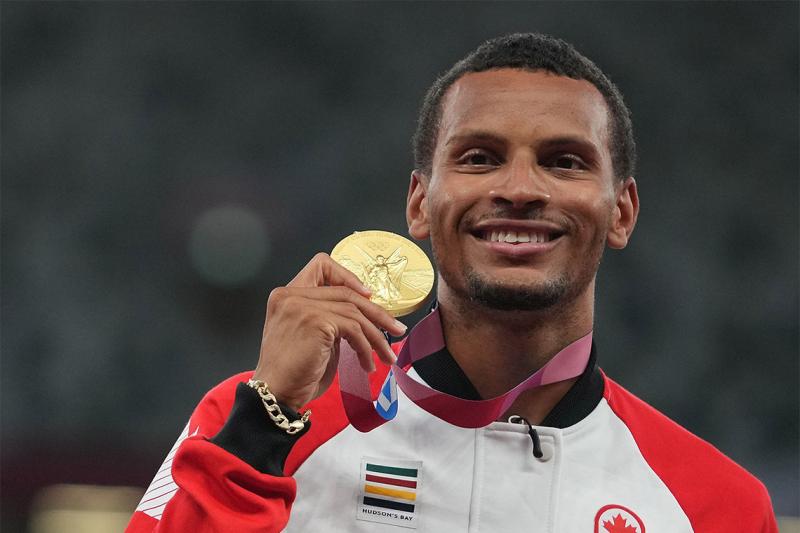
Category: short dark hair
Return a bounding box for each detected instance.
[412,33,636,181]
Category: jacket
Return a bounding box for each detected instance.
[125,344,777,532]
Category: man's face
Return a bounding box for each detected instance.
[406,69,638,312]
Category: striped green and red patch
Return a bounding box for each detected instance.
[358,458,422,527]
[363,462,418,512]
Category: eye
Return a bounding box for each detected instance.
[550,154,586,171]
[457,149,499,168]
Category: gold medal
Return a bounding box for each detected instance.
[331,230,435,317]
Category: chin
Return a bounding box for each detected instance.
[463,269,570,312]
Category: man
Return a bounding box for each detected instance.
[126,33,777,532]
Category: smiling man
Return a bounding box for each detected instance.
[406,67,637,423]
[127,33,777,533]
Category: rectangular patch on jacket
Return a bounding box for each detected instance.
[356,457,422,529]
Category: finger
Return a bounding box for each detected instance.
[289,252,371,296]
[326,301,396,366]
[318,340,340,393]
[335,317,376,372]
[282,286,407,337]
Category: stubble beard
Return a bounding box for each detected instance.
[463,269,571,311]
[435,243,604,314]
[430,210,608,314]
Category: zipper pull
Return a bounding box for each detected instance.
[508,415,543,458]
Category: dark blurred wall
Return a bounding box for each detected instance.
[2,1,798,528]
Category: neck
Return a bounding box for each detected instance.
[436,280,595,424]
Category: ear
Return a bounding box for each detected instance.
[607,177,639,249]
[406,170,430,240]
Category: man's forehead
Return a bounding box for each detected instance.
[438,69,610,148]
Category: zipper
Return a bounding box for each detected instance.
[507,415,543,458]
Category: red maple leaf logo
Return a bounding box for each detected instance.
[603,514,639,533]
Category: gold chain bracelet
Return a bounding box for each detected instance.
[246,379,311,435]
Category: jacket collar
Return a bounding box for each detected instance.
[411,342,604,429]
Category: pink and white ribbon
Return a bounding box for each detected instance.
[339,308,592,432]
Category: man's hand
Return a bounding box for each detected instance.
[255,253,407,412]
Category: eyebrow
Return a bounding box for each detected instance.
[537,135,600,153]
[444,130,507,148]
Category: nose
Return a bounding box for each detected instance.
[488,153,551,208]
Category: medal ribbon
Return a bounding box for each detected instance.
[338,307,592,432]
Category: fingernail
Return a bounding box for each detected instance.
[393,320,407,333]
[361,283,372,294]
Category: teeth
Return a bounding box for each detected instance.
[484,230,552,244]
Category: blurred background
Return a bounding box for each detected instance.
[2,1,798,530]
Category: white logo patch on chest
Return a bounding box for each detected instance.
[356,457,422,529]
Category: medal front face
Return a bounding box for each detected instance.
[331,231,434,317]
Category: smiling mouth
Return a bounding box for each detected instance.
[476,229,564,244]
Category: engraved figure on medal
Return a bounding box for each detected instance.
[338,246,407,305]
[338,247,428,307]
[364,248,407,304]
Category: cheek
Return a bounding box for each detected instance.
[562,188,616,238]
[426,183,462,231]
[430,177,488,220]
